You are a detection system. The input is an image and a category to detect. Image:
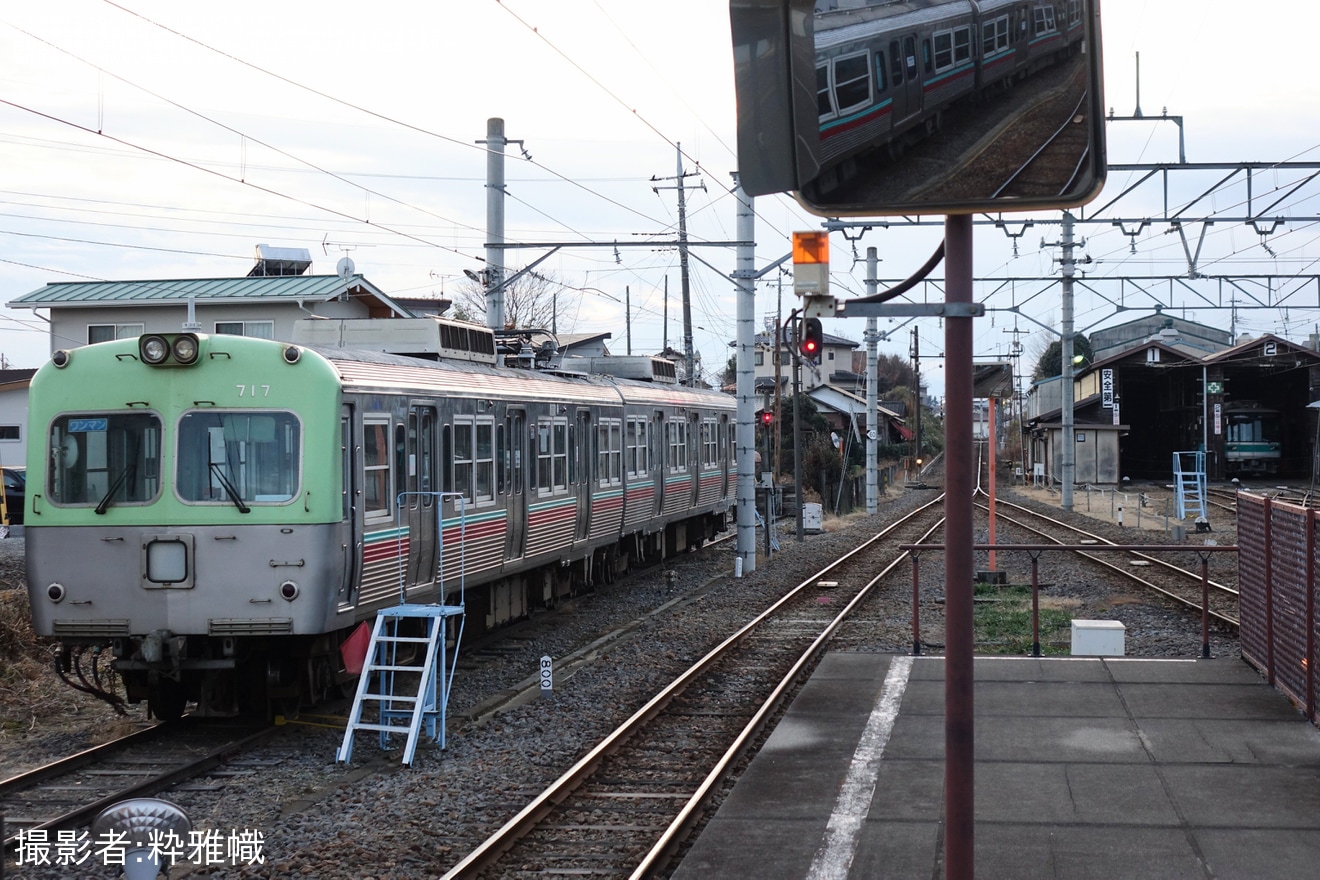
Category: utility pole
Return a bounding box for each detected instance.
[479,118,508,331]
[1053,212,1081,510]
[865,247,880,513]
[732,175,757,576]
[625,286,632,355]
[652,145,705,385]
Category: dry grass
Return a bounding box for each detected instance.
[822,510,872,533]
[0,589,126,727]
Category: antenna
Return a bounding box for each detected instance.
[337,256,356,279]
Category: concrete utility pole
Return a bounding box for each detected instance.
[480,118,508,331]
[733,175,757,575]
[652,146,704,385]
[1059,212,1078,511]
[865,248,880,514]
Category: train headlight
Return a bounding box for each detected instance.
[140,335,170,364]
[282,346,301,364]
[172,334,199,365]
[52,350,71,368]
[140,333,201,367]
[279,580,300,602]
[47,583,65,603]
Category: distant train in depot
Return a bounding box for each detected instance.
[813,0,1088,179]
[24,319,734,719]
[1222,401,1283,476]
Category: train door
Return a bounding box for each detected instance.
[505,408,526,560]
[574,409,591,542]
[889,34,923,129]
[339,405,360,609]
[405,405,438,587]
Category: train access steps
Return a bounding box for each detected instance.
[336,603,464,766]
[1173,450,1207,522]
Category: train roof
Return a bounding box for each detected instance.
[816,0,977,50]
[313,346,735,412]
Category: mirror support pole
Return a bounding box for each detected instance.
[944,213,975,880]
[733,175,757,575]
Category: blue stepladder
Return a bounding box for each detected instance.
[337,493,467,766]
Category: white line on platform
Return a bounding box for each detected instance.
[806,654,914,880]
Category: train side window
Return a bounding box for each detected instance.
[598,419,622,487]
[816,63,835,121]
[701,419,719,468]
[904,37,917,80]
[889,40,903,86]
[1034,5,1056,36]
[441,424,452,493]
[983,15,1010,54]
[536,417,568,495]
[453,417,474,502]
[832,52,870,116]
[873,52,887,94]
[933,31,953,71]
[667,419,689,474]
[393,423,407,511]
[953,27,971,64]
[475,418,494,503]
[921,39,932,74]
[363,418,390,519]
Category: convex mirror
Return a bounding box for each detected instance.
[731,0,1107,216]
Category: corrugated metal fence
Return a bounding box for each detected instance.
[1238,492,1318,723]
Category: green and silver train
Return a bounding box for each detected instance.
[25,322,734,718]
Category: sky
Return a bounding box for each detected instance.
[2,0,1320,400]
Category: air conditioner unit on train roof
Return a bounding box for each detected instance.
[291,317,497,364]
[571,356,678,384]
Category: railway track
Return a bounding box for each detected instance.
[991,87,1091,200]
[441,496,947,879]
[1,719,278,855]
[980,492,1240,629]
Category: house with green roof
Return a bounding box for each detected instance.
[7,247,416,354]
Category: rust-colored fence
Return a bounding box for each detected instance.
[1238,492,1319,723]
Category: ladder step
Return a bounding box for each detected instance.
[374,635,433,644]
[364,665,427,673]
[348,723,411,734]
[358,693,419,702]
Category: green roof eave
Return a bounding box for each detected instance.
[8,274,407,314]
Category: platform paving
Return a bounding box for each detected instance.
[673,654,1320,879]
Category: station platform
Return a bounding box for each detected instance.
[673,654,1320,879]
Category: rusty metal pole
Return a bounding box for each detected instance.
[1308,510,1316,721]
[1031,552,1041,658]
[1200,553,1211,659]
[944,214,975,880]
[912,553,922,656]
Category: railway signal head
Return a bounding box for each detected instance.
[761,410,773,427]
[800,318,823,360]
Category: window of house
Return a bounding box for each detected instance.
[215,321,274,339]
[88,324,144,345]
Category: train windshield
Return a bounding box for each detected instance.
[49,413,163,508]
[176,411,301,506]
[1227,412,1279,443]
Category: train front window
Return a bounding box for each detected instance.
[49,413,162,507]
[176,411,301,506]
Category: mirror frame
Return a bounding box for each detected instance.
[731,0,1108,216]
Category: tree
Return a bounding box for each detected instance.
[453,269,575,331]
[1032,333,1094,381]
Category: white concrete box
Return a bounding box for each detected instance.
[1070,619,1125,656]
[802,502,823,534]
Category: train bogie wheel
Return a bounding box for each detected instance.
[150,679,188,722]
